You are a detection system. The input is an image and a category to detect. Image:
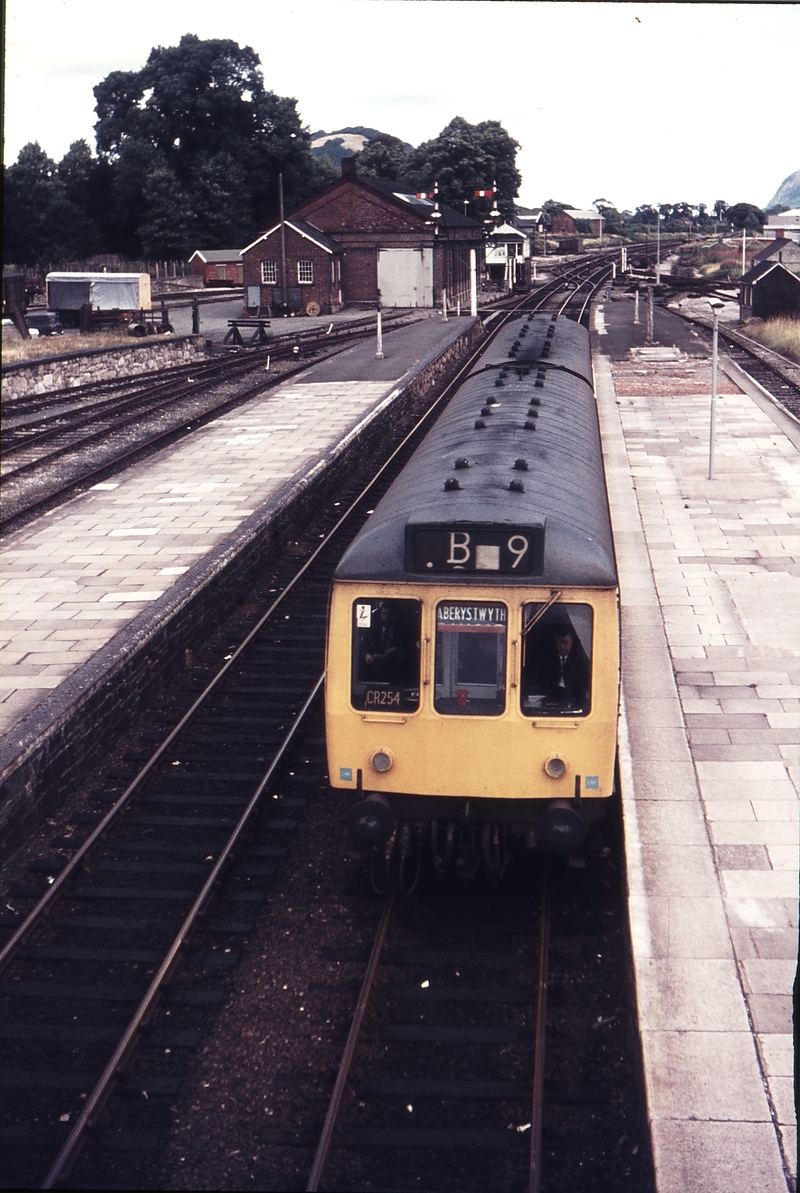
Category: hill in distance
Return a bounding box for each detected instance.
[310,127,413,166]
[766,168,800,210]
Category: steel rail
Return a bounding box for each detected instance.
[1,312,420,471]
[0,320,420,534]
[0,306,511,974]
[305,877,397,1192]
[40,674,325,1188]
[529,862,552,1193]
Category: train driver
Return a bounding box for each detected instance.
[538,622,591,711]
[363,602,402,682]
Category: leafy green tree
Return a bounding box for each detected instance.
[406,117,521,221]
[93,33,320,253]
[592,198,623,235]
[726,202,765,231]
[541,200,573,221]
[3,141,100,264]
[353,134,409,181]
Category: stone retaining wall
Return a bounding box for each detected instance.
[1,335,207,401]
[0,318,483,862]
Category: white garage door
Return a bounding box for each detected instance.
[377,248,433,307]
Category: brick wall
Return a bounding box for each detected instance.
[242,228,343,314]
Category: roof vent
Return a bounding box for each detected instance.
[513,458,529,470]
[534,379,545,388]
[454,457,470,469]
[444,477,461,492]
[524,420,537,431]
[480,405,494,416]
[550,314,558,322]
[546,327,555,338]
[495,378,504,387]
[530,397,541,407]
[537,369,546,378]
[509,479,525,493]
[486,395,500,405]
[474,418,486,429]
[513,340,521,349]
[527,409,539,419]
[499,370,508,378]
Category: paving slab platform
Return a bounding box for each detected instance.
[0,314,481,856]
[594,295,797,1193]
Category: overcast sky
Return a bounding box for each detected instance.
[4,0,798,212]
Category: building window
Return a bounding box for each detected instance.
[260,261,277,284]
[297,260,313,284]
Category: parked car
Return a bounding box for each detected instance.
[24,311,64,335]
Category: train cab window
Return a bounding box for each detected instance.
[434,602,507,717]
[520,603,593,717]
[351,599,421,712]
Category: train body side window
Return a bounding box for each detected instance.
[351,599,421,712]
[521,603,593,716]
[434,602,507,716]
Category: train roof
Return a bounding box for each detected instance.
[335,314,618,589]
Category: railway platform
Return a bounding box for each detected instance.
[0,313,480,854]
[593,295,798,1193]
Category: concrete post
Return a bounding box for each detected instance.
[708,311,719,479]
[376,310,384,358]
[470,249,477,317]
[442,290,448,322]
[647,286,655,342]
[192,298,200,335]
[633,289,640,325]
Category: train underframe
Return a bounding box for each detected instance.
[344,788,613,893]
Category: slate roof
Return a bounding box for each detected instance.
[754,238,800,263]
[242,219,343,256]
[189,249,242,264]
[360,177,479,228]
[740,260,800,286]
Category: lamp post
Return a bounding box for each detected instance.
[656,210,662,284]
[707,298,724,479]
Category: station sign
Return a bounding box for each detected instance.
[406,525,544,574]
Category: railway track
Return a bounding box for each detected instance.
[0,269,651,1191]
[666,307,800,418]
[302,867,552,1193]
[0,298,522,1188]
[0,311,421,533]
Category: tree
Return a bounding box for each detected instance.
[353,134,409,181]
[3,141,101,264]
[593,198,623,235]
[726,202,765,232]
[713,199,728,222]
[406,117,521,221]
[93,34,320,254]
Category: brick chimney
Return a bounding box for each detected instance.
[341,157,357,179]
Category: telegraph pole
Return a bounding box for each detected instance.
[279,172,289,315]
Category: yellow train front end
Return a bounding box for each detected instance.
[324,313,619,872]
[326,579,619,854]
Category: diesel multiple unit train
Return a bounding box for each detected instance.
[325,313,619,879]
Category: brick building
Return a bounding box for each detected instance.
[242,219,344,315]
[241,159,483,315]
[188,249,243,285]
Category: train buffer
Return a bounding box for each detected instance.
[223,318,272,346]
